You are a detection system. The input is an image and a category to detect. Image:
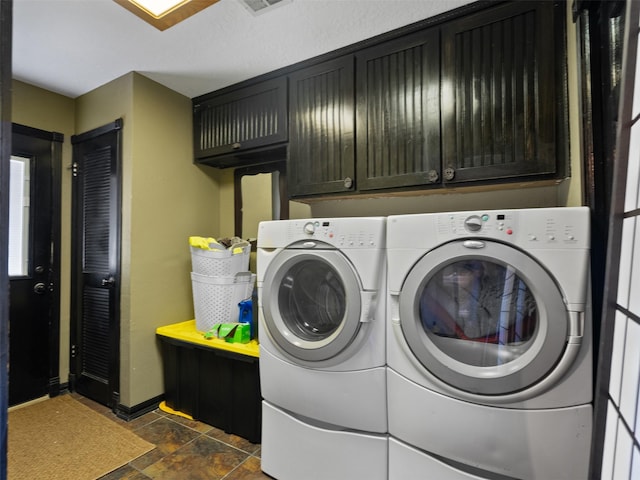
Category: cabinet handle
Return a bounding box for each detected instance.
[343,177,353,189]
[427,170,439,183]
[232,142,241,149]
[444,167,455,181]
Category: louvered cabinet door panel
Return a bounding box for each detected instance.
[82,287,110,381]
[80,149,111,384]
[193,76,288,162]
[288,56,355,197]
[356,29,441,191]
[82,146,111,272]
[441,1,562,184]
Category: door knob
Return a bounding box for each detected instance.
[443,167,456,181]
[101,276,115,287]
[33,282,47,294]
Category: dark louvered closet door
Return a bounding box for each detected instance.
[71,120,121,409]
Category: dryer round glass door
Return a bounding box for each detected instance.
[262,248,363,362]
[399,240,574,396]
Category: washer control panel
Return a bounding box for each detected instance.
[285,219,384,248]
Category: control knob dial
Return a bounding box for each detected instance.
[464,215,483,232]
[303,222,316,235]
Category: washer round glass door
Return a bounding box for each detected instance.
[399,240,570,396]
[262,246,362,362]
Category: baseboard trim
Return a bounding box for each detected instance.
[115,394,164,421]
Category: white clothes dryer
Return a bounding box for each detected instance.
[258,217,387,480]
[386,207,592,480]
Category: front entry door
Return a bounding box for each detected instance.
[8,125,62,406]
[70,120,122,409]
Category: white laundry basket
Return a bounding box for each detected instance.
[190,244,251,277]
[191,271,256,332]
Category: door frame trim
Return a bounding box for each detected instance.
[1,0,12,474]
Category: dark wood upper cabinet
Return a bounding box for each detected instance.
[288,56,355,197]
[356,28,441,191]
[193,76,288,168]
[192,1,567,196]
[441,1,564,184]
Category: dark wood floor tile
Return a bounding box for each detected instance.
[133,417,201,455]
[223,456,273,480]
[142,435,249,480]
[70,394,265,479]
[129,447,166,471]
[205,426,260,455]
[165,413,215,434]
[125,411,166,430]
[99,464,151,480]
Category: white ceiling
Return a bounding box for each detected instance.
[13,0,476,100]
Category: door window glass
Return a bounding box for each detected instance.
[278,259,346,341]
[420,259,538,367]
[8,155,30,277]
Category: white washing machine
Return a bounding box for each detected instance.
[386,207,592,480]
[257,217,388,480]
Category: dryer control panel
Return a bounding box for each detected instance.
[435,208,589,249]
[438,212,520,237]
[300,220,382,248]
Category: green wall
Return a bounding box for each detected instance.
[11,74,303,410]
[12,80,75,386]
[75,73,222,406]
[14,74,225,408]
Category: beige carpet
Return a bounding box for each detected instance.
[8,395,155,480]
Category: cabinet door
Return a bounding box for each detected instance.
[356,29,441,191]
[193,76,288,162]
[441,1,562,184]
[288,56,355,197]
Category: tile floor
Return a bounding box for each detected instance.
[70,393,271,480]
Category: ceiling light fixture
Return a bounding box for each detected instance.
[114,0,219,31]
[237,0,291,16]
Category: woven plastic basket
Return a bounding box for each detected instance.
[190,245,251,276]
[191,271,256,332]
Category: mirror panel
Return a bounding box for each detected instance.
[234,162,311,242]
[241,172,273,240]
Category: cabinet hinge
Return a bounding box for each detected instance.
[71,344,77,358]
